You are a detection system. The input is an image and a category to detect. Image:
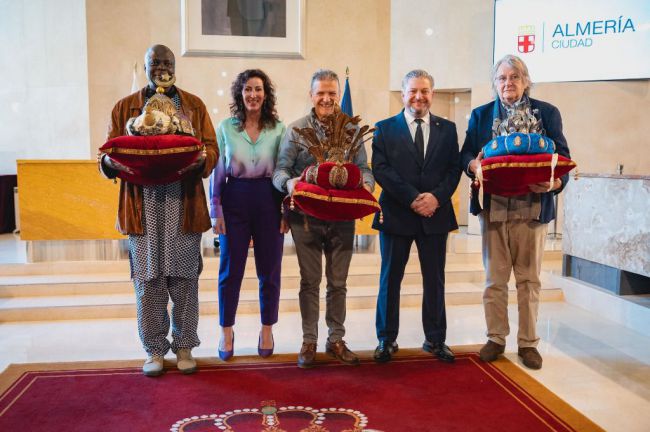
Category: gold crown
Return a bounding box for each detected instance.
[291,109,375,165]
[518,25,535,35]
[170,400,372,431]
[125,73,194,136]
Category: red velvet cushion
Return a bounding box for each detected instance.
[289,181,380,221]
[100,135,203,185]
[481,154,576,196]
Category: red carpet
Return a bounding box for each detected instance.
[0,350,601,431]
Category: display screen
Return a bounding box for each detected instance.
[493,0,650,82]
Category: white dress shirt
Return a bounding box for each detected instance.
[403,109,431,155]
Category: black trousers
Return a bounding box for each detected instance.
[375,231,449,343]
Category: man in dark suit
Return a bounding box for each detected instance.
[371,70,461,363]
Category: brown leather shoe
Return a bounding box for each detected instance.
[297,342,317,369]
[479,340,505,362]
[326,340,360,366]
[518,347,543,370]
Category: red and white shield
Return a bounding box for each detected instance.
[518,34,535,53]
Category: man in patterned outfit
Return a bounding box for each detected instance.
[100,44,218,376]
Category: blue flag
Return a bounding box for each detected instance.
[340,76,353,116]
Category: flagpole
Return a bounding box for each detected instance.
[341,66,353,117]
[131,62,140,93]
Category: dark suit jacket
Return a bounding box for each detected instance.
[459,98,570,224]
[371,111,461,235]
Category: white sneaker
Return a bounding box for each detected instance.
[142,355,164,377]
[176,348,197,374]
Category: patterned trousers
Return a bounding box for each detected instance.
[133,276,200,356]
[129,181,203,356]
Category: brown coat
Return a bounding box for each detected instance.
[103,87,218,235]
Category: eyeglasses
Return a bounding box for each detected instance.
[495,74,522,84]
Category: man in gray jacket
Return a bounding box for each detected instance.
[273,69,374,368]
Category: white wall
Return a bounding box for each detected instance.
[86,0,391,157]
[0,0,91,175]
[390,0,494,91]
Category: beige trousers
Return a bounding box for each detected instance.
[479,212,548,348]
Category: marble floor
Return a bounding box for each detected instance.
[1,232,649,431]
[1,301,649,431]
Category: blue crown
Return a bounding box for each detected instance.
[482,132,555,158]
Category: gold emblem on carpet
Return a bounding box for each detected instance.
[170,400,380,432]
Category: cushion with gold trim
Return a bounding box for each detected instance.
[289,181,380,221]
[480,153,576,196]
[100,135,203,185]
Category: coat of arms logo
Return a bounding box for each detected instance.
[517,25,535,53]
